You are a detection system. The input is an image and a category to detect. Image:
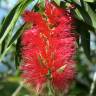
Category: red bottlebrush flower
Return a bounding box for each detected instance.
[20,0,76,93]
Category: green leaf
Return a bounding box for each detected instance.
[53,0,61,6]
[39,0,45,8]
[0,3,20,38]
[79,23,91,60]
[15,37,21,68]
[73,3,96,30]
[72,0,80,4]
[84,2,96,29]
[0,0,38,62]
[7,0,39,47]
[0,34,9,54]
[0,0,38,45]
[84,0,96,2]
[81,31,90,60]
[8,24,25,47]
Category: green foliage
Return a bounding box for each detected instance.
[0,2,20,39]
[84,0,96,2]
[53,0,61,5]
[74,2,96,30]
[0,0,38,62]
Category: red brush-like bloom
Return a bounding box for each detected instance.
[20,0,76,92]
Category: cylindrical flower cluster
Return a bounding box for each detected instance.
[20,0,76,93]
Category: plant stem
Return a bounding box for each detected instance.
[47,80,55,96]
[89,72,96,96]
[0,46,11,62]
[12,80,25,96]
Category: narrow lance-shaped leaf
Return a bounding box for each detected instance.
[0,2,20,38]
[0,34,9,54]
[73,5,92,27]
[53,0,61,6]
[80,24,91,60]
[0,0,38,45]
[7,0,39,47]
[84,0,96,2]
[0,2,21,54]
[84,2,96,29]
[73,2,96,30]
[8,24,25,47]
[0,0,38,62]
[15,39,21,68]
